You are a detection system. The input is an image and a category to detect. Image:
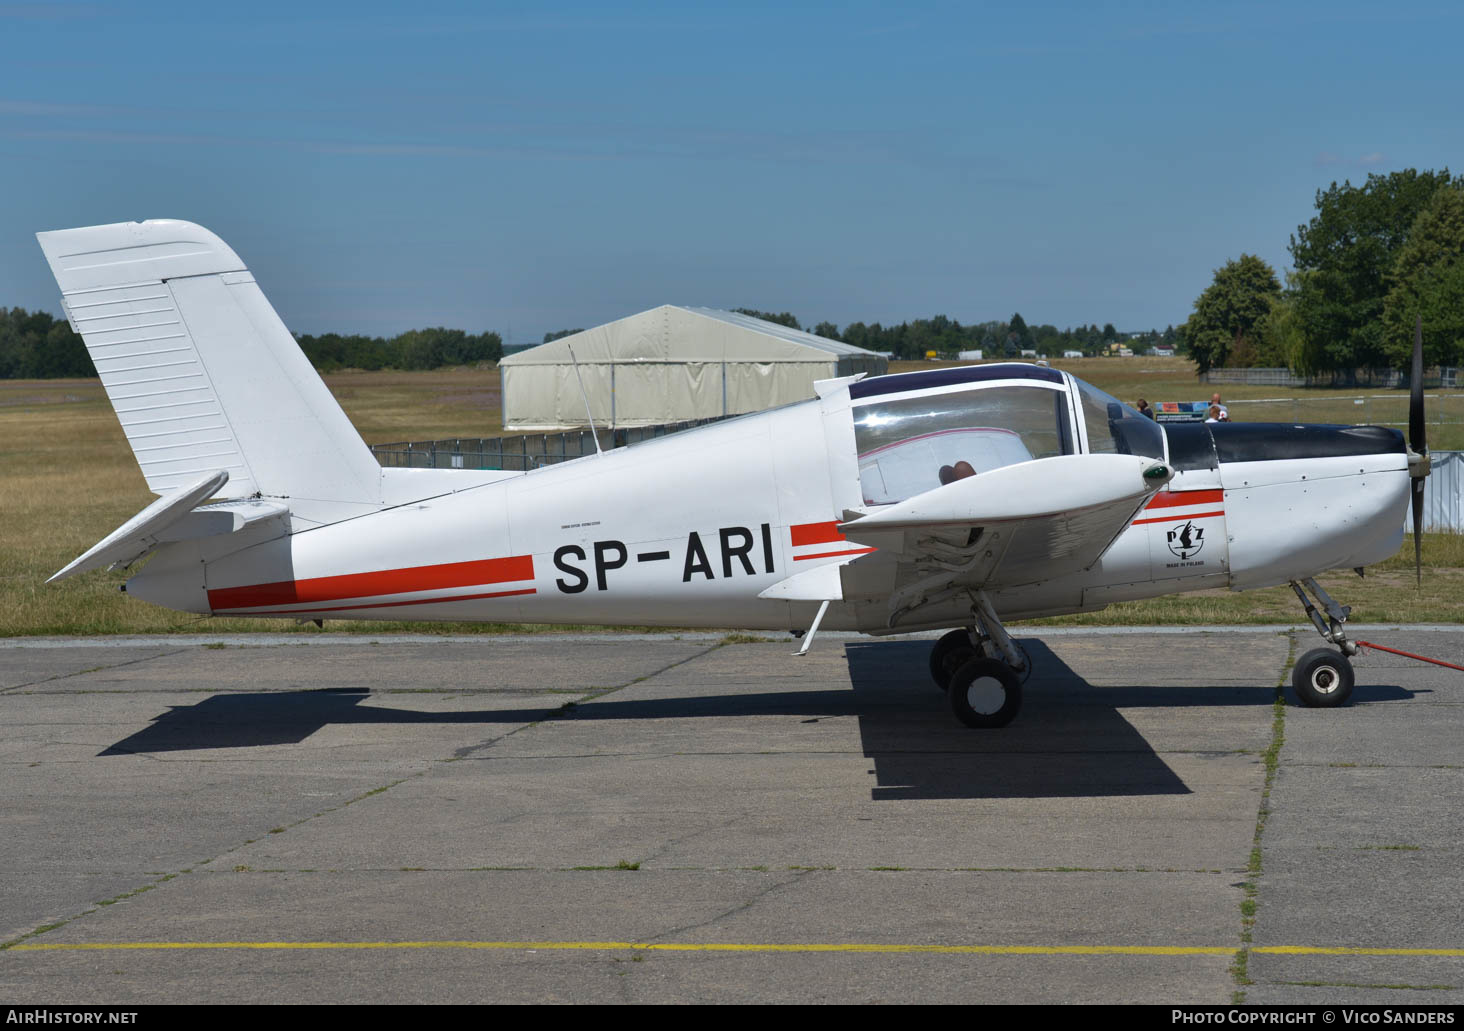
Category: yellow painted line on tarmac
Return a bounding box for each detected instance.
[8,940,1464,957]
[9,942,1228,955]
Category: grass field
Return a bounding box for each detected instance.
[2,360,1461,636]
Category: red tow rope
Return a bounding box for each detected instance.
[1354,640,1464,673]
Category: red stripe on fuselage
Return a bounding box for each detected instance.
[1132,509,1225,526]
[208,555,535,611]
[790,521,845,547]
[794,547,878,561]
[231,587,538,617]
[1144,489,1223,510]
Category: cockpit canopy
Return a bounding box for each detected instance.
[850,364,1164,505]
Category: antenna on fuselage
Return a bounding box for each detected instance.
[566,343,604,457]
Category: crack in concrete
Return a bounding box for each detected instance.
[0,648,192,695]
[1229,631,1297,1003]
[449,641,724,760]
[644,867,815,943]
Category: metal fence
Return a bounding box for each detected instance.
[371,416,729,471]
[1201,367,1461,388]
[1411,451,1464,533]
[1225,393,1464,431]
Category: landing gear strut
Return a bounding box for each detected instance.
[929,592,1028,728]
[1288,578,1357,708]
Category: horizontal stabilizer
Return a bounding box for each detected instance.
[48,470,288,582]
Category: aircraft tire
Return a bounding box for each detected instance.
[929,629,977,691]
[948,657,1022,728]
[1292,648,1355,708]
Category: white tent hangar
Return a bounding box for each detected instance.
[499,305,888,430]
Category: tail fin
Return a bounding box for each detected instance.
[36,220,382,505]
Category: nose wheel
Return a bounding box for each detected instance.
[1292,648,1355,707]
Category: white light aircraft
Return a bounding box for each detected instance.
[37,220,1432,727]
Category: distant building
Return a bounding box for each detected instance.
[1063,350,1083,358]
[957,349,984,361]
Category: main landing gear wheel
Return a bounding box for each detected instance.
[1292,648,1355,708]
[948,657,1022,728]
[929,629,977,691]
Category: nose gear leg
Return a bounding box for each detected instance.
[1289,578,1358,657]
[1288,578,1358,708]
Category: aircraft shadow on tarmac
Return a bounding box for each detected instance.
[845,643,1402,800]
[99,640,1414,801]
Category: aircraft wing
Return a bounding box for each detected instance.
[833,453,1172,625]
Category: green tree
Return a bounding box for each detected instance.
[1008,312,1033,353]
[1261,283,1309,372]
[1184,254,1282,372]
[1290,169,1460,370]
[0,308,93,378]
[812,321,840,340]
[1381,185,1464,368]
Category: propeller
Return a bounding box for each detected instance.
[1409,316,1429,586]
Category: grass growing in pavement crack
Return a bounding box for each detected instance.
[1231,633,1295,1003]
[0,871,182,950]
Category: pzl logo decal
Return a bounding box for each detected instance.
[1166,520,1204,560]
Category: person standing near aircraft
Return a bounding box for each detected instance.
[1210,392,1230,420]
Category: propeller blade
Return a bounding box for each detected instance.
[1411,315,1426,454]
[1413,480,1425,587]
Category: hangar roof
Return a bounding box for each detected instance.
[500,305,883,365]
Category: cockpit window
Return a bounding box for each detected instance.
[853,385,1073,505]
[1075,380,1166,460]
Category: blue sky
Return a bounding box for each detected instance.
[2,1,1460,345]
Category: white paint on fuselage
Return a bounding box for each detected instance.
[133,373,1415,635]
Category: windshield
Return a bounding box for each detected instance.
[1075,379,1166,459]
[853,384,1073,505]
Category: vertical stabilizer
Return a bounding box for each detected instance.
[36,220,383,505]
